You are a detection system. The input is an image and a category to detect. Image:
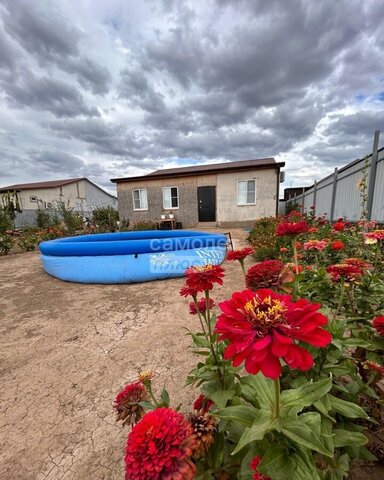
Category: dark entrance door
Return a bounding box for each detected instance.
[197,186,216,222]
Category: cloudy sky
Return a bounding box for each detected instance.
[0,0,383,195]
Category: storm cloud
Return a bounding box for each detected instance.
[0,0,383,192]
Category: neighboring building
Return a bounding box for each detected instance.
[111,158,285,228]
[0,178,117,212]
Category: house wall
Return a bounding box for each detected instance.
[14,180,117,212]
[216,169,278,226]
[117,174,217,227]
[116,169,278,228]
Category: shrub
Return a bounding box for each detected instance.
[18,232,39,252]
[247,216,286,261]
[35,208,52,229]
[0,208,13,234]
[56,201,83,235]
[130,221,157,231]
[0,234,13,255]
[92,206,119,232]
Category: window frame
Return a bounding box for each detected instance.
[237,179,256,206]
[162,186,179,210]
[132,188,148,211]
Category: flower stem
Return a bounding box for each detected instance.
[205,290,225,388]
[291,237,299,274]
[274,377,281,419]
[332,279,345,321]
[147,382,160,407]
[239,259,246,276]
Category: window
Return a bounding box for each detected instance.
[30,195,38,203]
[237,180,256,205]
[132,188,148,210]
[163,186,179,209]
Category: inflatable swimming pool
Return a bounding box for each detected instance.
[39,230,227,284]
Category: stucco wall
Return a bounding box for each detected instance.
[15,180,116,212]
[116,169,278,227]
[117,174,217,227]
[216,169,278,225]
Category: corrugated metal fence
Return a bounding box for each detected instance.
[280,131,384,222]
[14,210,92,228]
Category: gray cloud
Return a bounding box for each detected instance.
[0,0,383,190]
[3,74,100,118]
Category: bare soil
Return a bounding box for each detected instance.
[0,228,383,479]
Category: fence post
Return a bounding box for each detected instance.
[367,130,380,221]
[329,168,338,222]
[313,181,317,213]
[301,187,305,213]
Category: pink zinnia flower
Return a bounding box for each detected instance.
[215,289,332,379]
[304,240,327,251]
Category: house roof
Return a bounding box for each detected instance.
[0,177,117,198]
[111,158,285,183]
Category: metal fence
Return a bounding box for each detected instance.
[280,131,384,222]
[14,209,93,228]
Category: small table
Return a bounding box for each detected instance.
[156,218,176,230]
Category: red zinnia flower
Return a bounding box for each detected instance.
[250,456,271,480]
[215,289,332,379]
[226,247,254,262]
[125,407,196,480]
[276,220,309,236]
[114,381,148,425]
[287,210,302,218]
[326,264,362,283]
[363,361,384,377]
[193,394,214,413]
[279,247,289,253]
[373,316,384,335]
[189,297,215,315]
[344,258,372,270]
[304,239,327,251]
[185,264,225,292]
[245,260,284,291]
[331,240,344,251]
[333,221,345,232]
[179,286,198,298]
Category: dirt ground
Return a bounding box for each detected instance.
[0,228,383,480]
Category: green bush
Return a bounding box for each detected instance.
[0,208,13,234]
[130,221,157,231]
[247,216,286,261]
[57,201,83,235]
[92,206,119,232]
[0,234,13,255]
[36,208,52,229]
[18,232,39,252]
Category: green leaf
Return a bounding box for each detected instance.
[160,388,170,407]
[190,332,211,348]
[329,395,368,419]
[240,373,275,410]
[281,376,332,414]
[138,401,156,411]
[333,429,368,448]
[313,395,334,420]
[204,388,235,409]
[281,416,333,457]
[215,405,258,427]
[259,444,321,480]
[232,409,276,455]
